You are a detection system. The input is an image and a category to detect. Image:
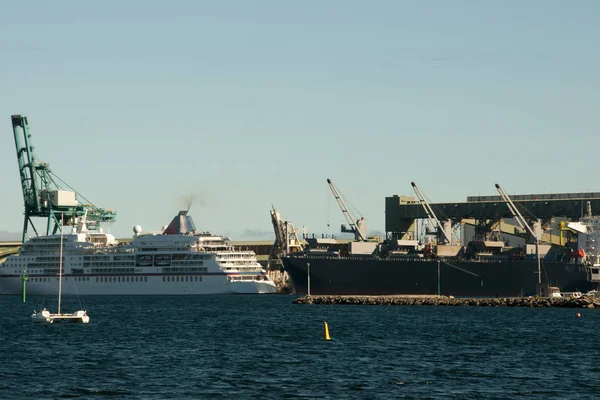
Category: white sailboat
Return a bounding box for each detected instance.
[31,217,90,324]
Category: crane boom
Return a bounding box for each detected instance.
[270,206,287,248]
[327,178,366,241]
[494,184,536,239]
[411,181,451,244]
[267,206,304,270]
[496,183,542,291]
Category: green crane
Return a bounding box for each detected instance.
[11,115,116,242]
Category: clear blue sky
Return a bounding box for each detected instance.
[1,1,599,240]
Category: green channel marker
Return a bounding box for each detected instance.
[21,269,28,303]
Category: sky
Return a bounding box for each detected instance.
[1,1,599,241]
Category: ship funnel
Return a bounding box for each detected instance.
[162,210,196,235]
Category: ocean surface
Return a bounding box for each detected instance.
[1,295,599,400]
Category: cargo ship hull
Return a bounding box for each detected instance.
[282,256,594,297]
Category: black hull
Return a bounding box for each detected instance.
[282,256,595,297]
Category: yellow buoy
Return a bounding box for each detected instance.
[324,321,331,341]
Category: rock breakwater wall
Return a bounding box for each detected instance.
[294,295,600,308]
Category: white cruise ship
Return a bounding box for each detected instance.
[0,211,277,295]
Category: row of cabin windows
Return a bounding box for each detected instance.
[229,275,269,281]
[34,257,62,262]
[163,276,202,282]
[97,276,148,283]
[24,263,83,271]
[85,262,135,267]
[83,256,111,261]
[91,268,136,273]
[217,254,254,259]
[12,253,213,265]
[223,266,262,271]
[137,254,212,261]
[171,254,209,260]
[162,267,208,273]
[171,260,206,266]
[137,247,189,252]
[30,277,91,282]
[30,275,207,283]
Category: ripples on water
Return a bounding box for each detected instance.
[1,295,599,399]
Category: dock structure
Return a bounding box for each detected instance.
[294,295,600,308]
[385,191,600,244]
[0,242,20,261]
[387,192,600,227]
[387,192,600,224]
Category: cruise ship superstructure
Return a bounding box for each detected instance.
[0,211,277,295]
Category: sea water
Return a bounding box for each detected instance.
[1,295,599,399]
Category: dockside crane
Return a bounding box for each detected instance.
[267,205,304,269]
[266,206,304,290]
[411,182,452,244]
[327,178,367,242]
[11,115,116,242]
[495,183,543,293]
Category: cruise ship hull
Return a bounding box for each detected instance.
[0,274,277,295]
[282,256,594,297]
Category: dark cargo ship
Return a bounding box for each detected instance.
[282,254,593,297]
[278,180,600,297]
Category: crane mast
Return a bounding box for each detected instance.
[12,115,40,215]
[11,114,117,242]
[327,178,366,242]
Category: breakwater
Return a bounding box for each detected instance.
[293,295,600,308]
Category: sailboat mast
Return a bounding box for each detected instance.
[58,215,63,315]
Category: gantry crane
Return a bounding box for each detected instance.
[327,178,367,241]
[11,115,116,242]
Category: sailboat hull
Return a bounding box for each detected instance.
[31,309,90,324]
